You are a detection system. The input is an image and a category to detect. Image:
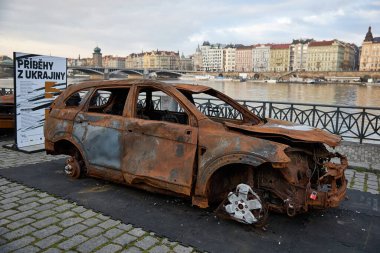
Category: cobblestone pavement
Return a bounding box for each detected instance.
[0,177,197,253]
[0,140,379,252]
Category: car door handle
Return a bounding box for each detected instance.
[186,130,192,135]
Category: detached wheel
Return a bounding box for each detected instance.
[217,184,268,227]
[64,153,84,179]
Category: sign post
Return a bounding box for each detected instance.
[13,52,67,152]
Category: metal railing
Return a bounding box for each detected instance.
[194,98,380,144]
[0,88,14,96]
[148,95,379,143]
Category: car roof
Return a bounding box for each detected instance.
[64,79,211,96]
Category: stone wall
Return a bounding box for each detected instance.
[332,141,380,171]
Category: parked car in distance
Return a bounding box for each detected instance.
[44,80,347,226]
[0,93,14,129]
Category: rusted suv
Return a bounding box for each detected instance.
[45,80,347,225]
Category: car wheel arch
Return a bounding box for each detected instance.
[193,153,269,206]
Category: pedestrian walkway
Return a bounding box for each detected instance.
[0,177,196,253]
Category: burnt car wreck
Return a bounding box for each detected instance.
[44,80,347,226]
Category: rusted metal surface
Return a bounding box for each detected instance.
[0,94,14,129]
[44,79,348,226]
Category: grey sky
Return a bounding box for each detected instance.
[0,0,379,58]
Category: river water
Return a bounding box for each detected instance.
[1,78,380,107]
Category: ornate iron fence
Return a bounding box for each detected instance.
[194,98,380,144]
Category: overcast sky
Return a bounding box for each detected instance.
[0,0,379,59]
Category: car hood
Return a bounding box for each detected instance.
[225,118,341,148]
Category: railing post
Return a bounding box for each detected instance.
[290,104,294,122]
[360,108,366,144]
[335,107,340,134]
[268,102,273,118]
[262,102,266,118]
[312,105,316,127]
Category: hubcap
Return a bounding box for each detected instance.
[224,184,263,224]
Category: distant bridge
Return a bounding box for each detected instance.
[68,66,194,78]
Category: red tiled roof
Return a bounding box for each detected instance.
[271,44,290,49]
[309,40,334,47]
[236,45,254,50]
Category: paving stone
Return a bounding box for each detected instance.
[35,203,57,212]
[0,196,20,205]
[35,234,64,249]
[0,236,36,252]
[59,217,84,228]
[149,245,171,253]
[18,191,37,199]
[18,196,39,204]
[57,235,88,250]
[2,225,36,240]
[0,227,10,236]
[82,227,105,237]
[42,248,62,253]
[38,196,57,204]
[82,217,102,227]
[98,219,120,229]
[3,189,26,198]
[53,199,68,205]
[1,202,18,210]
[96,214,110,220]
[72,206,87,213]
[113,233,138,246]
[18,201,40,211]
[135,236,159,250]
[104,228,124,239]
[32,216,60,229]
[128,228,146,237]
[7,217,36,229]
[95,243,122,253]
[121,247,143,253]
[33,210,57,219]
[56,210,76,219]
[13,245,40,253]
[33,225,62,239]
[2,185,24,194]
[0,218,11,226]
[61,223,88,237]
[80,209,97,218]
[8,209,37,221]
[54,203,75,212]
[173,244,193,253]
[37,192,49,198]
[117,223,133,231]
[77,235,108,253]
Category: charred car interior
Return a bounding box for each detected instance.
[44,80,347,226]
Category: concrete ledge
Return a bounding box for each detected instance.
[332,141,380,171]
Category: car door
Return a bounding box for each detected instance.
[122,86,198,196]
[73,88,129,171]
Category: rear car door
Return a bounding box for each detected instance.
[73,87,129,171]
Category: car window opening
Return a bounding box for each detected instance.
[137,88,189,125]
[87,88,129,116]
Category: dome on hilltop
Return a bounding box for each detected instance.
[94,46,101,53]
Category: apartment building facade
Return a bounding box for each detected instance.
[360,26,380,71]
[269,44,290,72]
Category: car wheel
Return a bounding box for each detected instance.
[64,154,83,179]
[217,183,268,227]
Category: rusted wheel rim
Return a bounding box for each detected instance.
[64,156,81,179]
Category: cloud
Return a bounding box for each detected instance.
[0,0,379,58]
